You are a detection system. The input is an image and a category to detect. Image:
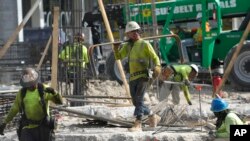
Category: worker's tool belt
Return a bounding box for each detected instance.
[160,66,175,80]
[21,116,55,129]
[21,118,43,126]
[130,70,148,77]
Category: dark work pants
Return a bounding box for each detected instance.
[20,125,54,141]
[129,77,150,119]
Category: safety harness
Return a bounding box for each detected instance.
[20,83,47,126]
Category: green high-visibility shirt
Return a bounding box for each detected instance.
[114,39,160,81]
[4,84,62,128]
[59,42,89,68]
[216,112,245,138]
[171,64,192,82]
[171,64,193,102]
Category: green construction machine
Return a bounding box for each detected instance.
[105,0,250,91]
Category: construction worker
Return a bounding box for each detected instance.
[193,12,211,43]
[59,33,89,106]
[0,68,63,141]
[159,64,199,105]
[209,98,245,140]
[59,32,89,72]
[114,21,161,132]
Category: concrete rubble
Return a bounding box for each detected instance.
[1,81,250,141]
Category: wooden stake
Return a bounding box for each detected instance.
[36,36,52,71]
[51,7,59,89]
[214,21,250,95]
[97,0,131,102]
[0,0,42,59]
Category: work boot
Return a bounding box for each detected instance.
[128,119,142,132]
[148,114,161,128]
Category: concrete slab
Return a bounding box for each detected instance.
[55,127,210,141]
[1,81,250,141]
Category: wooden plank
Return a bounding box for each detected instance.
[98,0,131,103]
[51,7,60,89]
[0,0,42,59]
[37,36,52,71]
[214,21,250,95]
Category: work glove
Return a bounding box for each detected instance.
[113,42,121,52]
[0,122,6,135]
[184,79,191,86]
[152,66,161,79]
[45,87,56,95]
[187,101,192,105]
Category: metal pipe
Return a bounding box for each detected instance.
[65,98,132,106]
[62,95,131,99]
[163,80,213,87]
[50,105,133,127]
[88,34,182,77]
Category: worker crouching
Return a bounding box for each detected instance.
[114,21,161,132]
[210,98,246,140]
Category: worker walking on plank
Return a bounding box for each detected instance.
[0,68,63,141]
[114,21,161,132]
[159,64,199,105]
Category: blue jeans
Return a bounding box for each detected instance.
[129,77,150,119]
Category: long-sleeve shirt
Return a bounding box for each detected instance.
[216,112,245,138]
[171,64,192,104]
[114,39,160,81]
[4,84,62,128]
[59,42,89,68]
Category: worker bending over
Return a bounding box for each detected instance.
[159,64,199,105]
[114,21,161,132]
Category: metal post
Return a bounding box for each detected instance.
[151,0,160,98]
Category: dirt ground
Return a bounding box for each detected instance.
[1,79,250,141]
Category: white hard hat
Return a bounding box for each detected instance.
[196,12,202,20]
[74,33,85,41]
[81,33,85,39]
[20,68,39,87]
[125,21,141,33]
[190,64,199,73]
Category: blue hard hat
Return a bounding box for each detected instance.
[210,98,228,112]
